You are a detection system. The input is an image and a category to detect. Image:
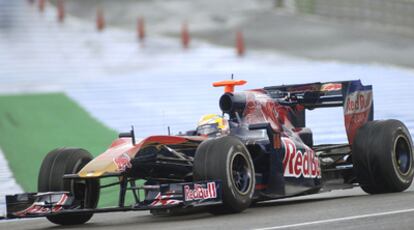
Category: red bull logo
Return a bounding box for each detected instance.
[282,138,321,178]
[184,182,217,201]
[321,83,342,91]
[345,91,372,115]
[113,153,132,172]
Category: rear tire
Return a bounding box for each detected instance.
[353,120,414,194]
[193,136,255,214]
[38,148,99,225]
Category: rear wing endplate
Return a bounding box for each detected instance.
[264,80,373,144]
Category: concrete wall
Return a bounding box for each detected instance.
[293,0,414,34]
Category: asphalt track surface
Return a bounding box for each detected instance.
[2,185,414,230]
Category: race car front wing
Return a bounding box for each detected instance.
[5,180,222,219]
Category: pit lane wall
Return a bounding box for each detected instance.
[0,93,123,212]
[292,0,414,36]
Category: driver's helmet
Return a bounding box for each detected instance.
[196,114,229,137]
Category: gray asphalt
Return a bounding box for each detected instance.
[2,185,414,230]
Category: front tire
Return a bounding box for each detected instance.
[353,119,414,194]
[38,148,99,225]
[193,136,255,214]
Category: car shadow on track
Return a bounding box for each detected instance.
[40,188,414,229]
[6,190,414,230]
[39,193,368,229]
[40,208,214,230]
[250,194,361,209]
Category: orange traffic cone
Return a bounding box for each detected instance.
[38,0,45,13]
[181,22,190,49]
[137,17,145,42]
[236,30,245,57]
[96,8,105,32]
[57,0,65,23]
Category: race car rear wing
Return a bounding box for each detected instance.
[264,80,373,144]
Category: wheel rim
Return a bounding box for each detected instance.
[394,135,412,175]
[230,152,252,195]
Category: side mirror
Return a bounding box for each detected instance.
[248,123,270,131]
[118,126,136,145]
[248,123,281,149]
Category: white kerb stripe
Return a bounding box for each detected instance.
[254,208,414,230]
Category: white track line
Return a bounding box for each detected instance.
[254,208,414,230]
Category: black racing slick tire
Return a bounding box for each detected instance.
[353,120,414,194]
[193,136,255,214]
[38,148,100,225]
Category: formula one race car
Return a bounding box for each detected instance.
[5,80,414,225]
